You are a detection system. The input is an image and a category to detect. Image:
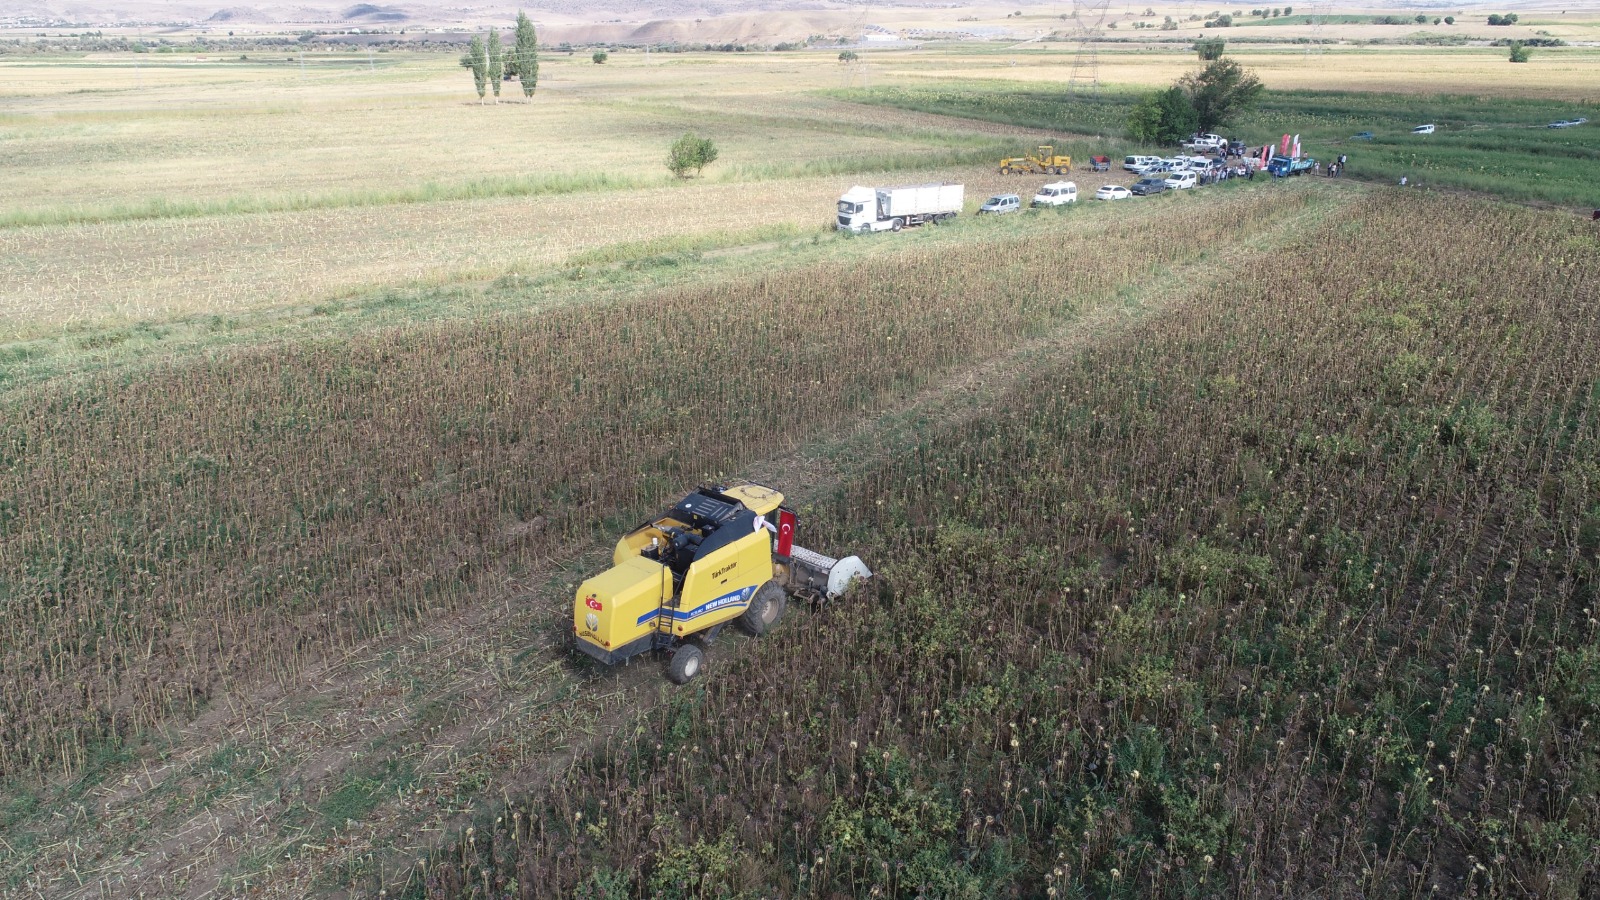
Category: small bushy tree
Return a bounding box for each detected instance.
[1182,57,1264,133]
[667,132,719,178]
[1197,37,1227,58]
[592,50,608,64]
[1508,41,1532,62]
[1127,85,1199,145]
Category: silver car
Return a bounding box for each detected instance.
[978,194,1022,215]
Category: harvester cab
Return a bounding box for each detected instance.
[572,483,871,684]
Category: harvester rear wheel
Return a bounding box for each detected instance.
[1000,166,1011,175]
[666,644,704,684]
[738,581,787,636]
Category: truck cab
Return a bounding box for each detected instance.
[836,186,879,232]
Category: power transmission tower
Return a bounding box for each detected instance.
[1067,0,1111,97]
[1306,1,1328,56]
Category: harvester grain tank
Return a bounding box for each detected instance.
[836,183,963,232]
[571,483,872,683]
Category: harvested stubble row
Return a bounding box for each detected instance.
[0,191,1315,781]
[420,192,1600,898]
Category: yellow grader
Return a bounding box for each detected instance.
[572,483,871,683]
[1000,145,1072,175]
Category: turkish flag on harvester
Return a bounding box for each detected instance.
[776,509,796,557]
[1280,134,1291,155]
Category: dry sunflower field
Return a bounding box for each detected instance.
[3,36,1600,900]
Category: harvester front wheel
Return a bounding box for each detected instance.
[666,644,704,684]
[738,581,787,636]
[1000,166,1011,175]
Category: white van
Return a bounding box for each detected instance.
[1031,181,1078,207]
[1123,155,1160,172]
[1411,123,1436,135]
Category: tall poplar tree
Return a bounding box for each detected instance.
[467,34,487,101]
[487,29,503,100]
[514,10,538,99]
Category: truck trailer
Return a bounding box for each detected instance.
[836,183,963,233]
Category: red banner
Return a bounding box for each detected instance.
[776,509,796,557]
[1280,134,1291,156]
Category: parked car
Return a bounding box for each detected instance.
[1411,124,1436,135]
[1351,131,1374,141]
[1164,171,1198,190]
[1549,117,1589,128]
[1227,140,1247,156]
[1123,154,1161,172]
[1130,177,1169,196]
[1133,160,1173,175]
[977,193,1022,215]
[1031,181,1078,207]
[1095,184,1132,200]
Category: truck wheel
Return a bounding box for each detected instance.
[1000,166,1011,175]
[891,218,903,232]
[666,643,704,684]
[738,581,788,636]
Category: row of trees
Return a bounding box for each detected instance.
[462,11,539,101]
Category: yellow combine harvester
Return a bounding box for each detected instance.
[1000,145,1072,175]
[572,483,871,683]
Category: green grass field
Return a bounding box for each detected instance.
[839,82,1600,205]
[3,36,1600,897]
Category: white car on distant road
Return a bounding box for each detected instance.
[1095,184,1132,200]
[1411,123,1436,134]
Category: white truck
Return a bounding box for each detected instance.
[836,183,963,233]
[1182,133,1228,152]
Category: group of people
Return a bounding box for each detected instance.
[1316,154,1349,177]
